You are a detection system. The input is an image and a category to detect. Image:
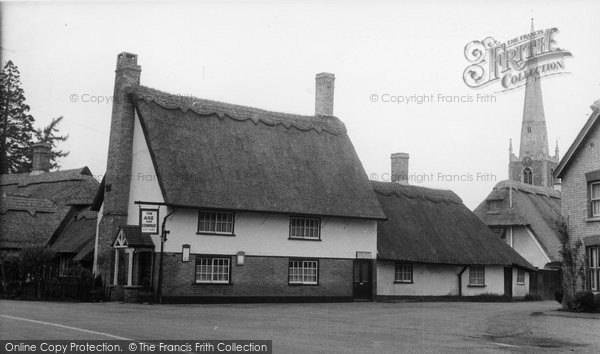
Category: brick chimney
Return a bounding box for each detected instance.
[104,52,140,214]
[315,73,335,116]
[95,52,141,280]
[31,142,51,173]
[391,152,409,185]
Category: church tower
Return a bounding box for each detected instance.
[508,21,559,187]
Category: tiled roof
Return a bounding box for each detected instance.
[113,225,155,248]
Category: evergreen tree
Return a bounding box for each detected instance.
[34,116,69,170]
[0,60,35,174]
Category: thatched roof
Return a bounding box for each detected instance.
[372,181,532,268]
[473,180,562,262]
[0,167,99,205]
[49,209,97,260]
[0,167,99,250]
[130,86,385,220]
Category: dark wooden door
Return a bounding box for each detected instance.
[138,252,152,288]
[504,267,513,297]
[353,260,372,300]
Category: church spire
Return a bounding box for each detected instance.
[508,20,559,187]
[518,18,549,158]
[531,18,534,33]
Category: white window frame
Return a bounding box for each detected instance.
[394,263,413,283]
[516,269,525,285]
[195,257,230,284]
[197,211,234,235]
[288,259,318,285]
[588,246,599,292]
[469,265,485,286]
[289,217,321,240]
[591,182,600,217]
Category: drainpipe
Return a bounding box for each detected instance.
[457,266,468,297]
[157,209,175,304]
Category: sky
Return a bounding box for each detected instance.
[2,0,600,209]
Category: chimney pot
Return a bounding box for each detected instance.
[32,142,52,173]
[391,152,409,184]
[315,72,335,116]
[116,52,139,69]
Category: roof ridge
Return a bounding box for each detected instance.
[371,181,462,204]
[0,167,88,178]
[0,167,96,187]
[132,86,347,136]
[555,103,600,177]
[494,180,561,198]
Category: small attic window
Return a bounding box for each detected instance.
[527,125,532,133]
[489,200,502,212]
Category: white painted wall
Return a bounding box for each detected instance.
[377,262,507,296]
[127,112,166,226]
[159,209,377,258]
[461,266,504,296]
[377,262,461,296]
[125,111,378,259]
[512,226,551,269]
[92,203,103,274]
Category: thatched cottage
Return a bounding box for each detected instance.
[373,156,533,299]
[0,147,99,275]
[94,53,385,302]
[474,181,562,270]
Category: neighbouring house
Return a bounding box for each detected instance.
[94,52,385,303]
[0,143,99,276]
[373,154,533,299]
[48,208,98,274]
[554,99,600,293]
[474,181,562,299]
[474,181,562,271]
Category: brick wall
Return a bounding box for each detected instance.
[151,253,353,302]
[560,115,600,290]
[97,215,127,284]
[96,53,141,283]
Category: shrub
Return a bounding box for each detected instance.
[570,291,595,312]
[523,294,542,301]
[554,291,563,304]
[594,293,600,312]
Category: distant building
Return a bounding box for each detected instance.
[375,155,532,299]
[0,143,99,274]
[554,99,600,293]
